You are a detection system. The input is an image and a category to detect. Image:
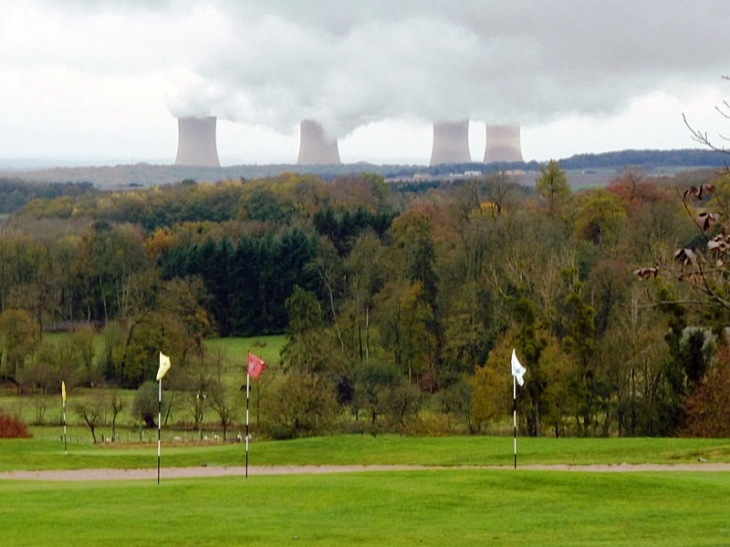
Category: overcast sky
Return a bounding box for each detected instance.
[1,0,728,166]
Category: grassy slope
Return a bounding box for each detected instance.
[1,470,729,546]
[204,335,286,368]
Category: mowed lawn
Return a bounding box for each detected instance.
[2,433,730,471]
[2,469,729,546]
[1,435,730,545]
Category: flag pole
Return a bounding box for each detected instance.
[245,364,250,479]
[157,378,162,484]
[513,374,518,469]
[63,401,67,454]
[155,352,171,484]
[62,382,67,454]
[244,351,266,479]
[510,349,525,470]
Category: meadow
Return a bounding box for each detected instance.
[203,334,286,373]
[2,435,730,546]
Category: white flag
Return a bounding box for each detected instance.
[156,352,171,380]
[511,349,526,386]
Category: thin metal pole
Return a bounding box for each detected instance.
[513,375,517,469]
[157,379,162,484]
[245,371,250,479]
[62,400,67,454]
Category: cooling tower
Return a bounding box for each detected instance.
[297,120,341,165]
[175,116,220,167]
[483,124,524,163]
[429,120,472,166]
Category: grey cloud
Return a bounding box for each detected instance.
[23,0,730,137]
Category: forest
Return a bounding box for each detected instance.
[1,162,730,439]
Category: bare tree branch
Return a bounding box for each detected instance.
[683,76,730,153]
[683,113,729,153]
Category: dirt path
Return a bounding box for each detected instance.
[2,463,730,481]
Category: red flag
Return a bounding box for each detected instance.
[247,352,266,379]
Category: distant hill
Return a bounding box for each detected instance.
[0,162,425,189]
[558,148,728,170]
[0,148,726,188]
[430,149,728,175]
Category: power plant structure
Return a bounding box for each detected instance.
[429,119,472,166]
[483,124,523,163]
[175,116,221,167]
[297,120,341,165]
[170,114,525,167]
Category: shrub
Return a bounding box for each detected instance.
[681,347,730,438]
[263,371,340,439]
[133,381,160,428]
[0,412,32,438]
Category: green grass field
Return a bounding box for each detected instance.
[2,434,730,472]
[2,435,730,546]
[204,334,286,369]
[2,469,729,546]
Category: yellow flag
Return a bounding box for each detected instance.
[61,381,67,403]
[156,352,171,380]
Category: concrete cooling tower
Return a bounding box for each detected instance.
[483,124,524,163]
[175,117,221,167]
[297,120,341,165]
[429,120,472,166]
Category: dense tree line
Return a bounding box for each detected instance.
[398,149,727,177]
[160,229,319,336]
[559,149,729,170]
[0,178,95,214]
[2,166,730,438]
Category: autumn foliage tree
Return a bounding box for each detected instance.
[682,345,730,437]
